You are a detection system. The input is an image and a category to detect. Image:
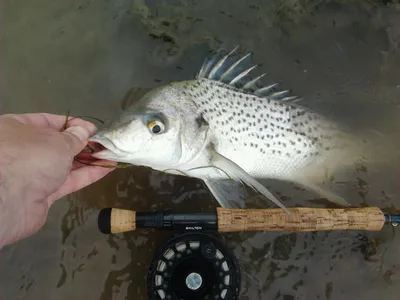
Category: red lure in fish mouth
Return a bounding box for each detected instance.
[75,141,107,161]
[73,140,128,169]
[87,141,107,153]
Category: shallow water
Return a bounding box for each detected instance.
[1,0,400,299]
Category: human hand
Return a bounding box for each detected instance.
[0,113,117,248]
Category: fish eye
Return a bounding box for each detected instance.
[147,120,165,134]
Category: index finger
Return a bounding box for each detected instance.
[2,113,98,134]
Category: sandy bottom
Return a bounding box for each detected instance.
[1,1,400,299]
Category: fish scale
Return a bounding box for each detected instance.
[184,79,331,179]
[90,46,364,212]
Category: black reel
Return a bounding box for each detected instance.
[147,232,241,300]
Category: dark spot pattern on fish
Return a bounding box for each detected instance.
[195,114,208,129]
[183,78,353,163]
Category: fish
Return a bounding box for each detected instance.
[89,46,365,213]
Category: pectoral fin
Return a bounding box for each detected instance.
[210,150,290,213]
[204,179,247,208]
[303,181,351,207]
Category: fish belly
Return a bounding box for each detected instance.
[214,141,316,181]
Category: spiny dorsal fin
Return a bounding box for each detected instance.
[196,46,300,103]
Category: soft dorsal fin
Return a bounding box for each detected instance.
[196,46,300,103]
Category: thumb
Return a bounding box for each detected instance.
[62,126,92,156]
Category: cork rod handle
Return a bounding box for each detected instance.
[217,207,385,232]
[98,208,136,234]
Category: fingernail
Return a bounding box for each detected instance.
[65,126,90,142]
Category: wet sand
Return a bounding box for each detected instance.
[1,1,400,299]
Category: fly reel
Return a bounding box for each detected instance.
[146,232,241,300]
[98,206,400,299]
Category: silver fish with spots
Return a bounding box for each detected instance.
[90,47,365,212]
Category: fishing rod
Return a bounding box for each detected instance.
[98,206,400,235]
[97,206,399,300]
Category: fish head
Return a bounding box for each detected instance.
[89,83,206,169]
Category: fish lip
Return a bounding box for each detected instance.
[88,134,130,158]
[91,149,118,160]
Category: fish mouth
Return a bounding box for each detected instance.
[88,135,127,161]
[87,141,109,157]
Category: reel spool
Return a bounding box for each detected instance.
[147,232,241,300]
